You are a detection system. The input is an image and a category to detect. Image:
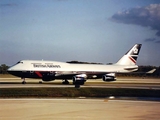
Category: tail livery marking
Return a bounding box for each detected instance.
[129,56,136,64]
[116,44,142,65]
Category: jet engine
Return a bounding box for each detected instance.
[72,74,87,85]
[102,73,116,82]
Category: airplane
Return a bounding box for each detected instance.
[8,44,142,88]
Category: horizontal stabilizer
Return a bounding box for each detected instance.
[146,69,156,74]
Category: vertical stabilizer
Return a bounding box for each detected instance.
[116,44,142,65]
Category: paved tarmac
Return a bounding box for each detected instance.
[0,78,160,89]
[0,99,160,120]
[0,77,160,119]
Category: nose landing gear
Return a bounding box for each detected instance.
[21,78,26,84]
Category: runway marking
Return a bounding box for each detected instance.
[0,98,159,104]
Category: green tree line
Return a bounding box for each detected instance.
[0,64,9,74]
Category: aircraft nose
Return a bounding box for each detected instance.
[7,68,12,74]
[7,66,14,72]
[7,67,18,76]
[7,67,12,71]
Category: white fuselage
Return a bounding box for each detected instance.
[8,60,138,74]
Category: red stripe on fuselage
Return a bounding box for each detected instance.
[129,56,136,64]
[35,71,43,78]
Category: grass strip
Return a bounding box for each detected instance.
[0,88,160,98]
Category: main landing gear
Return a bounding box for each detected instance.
[62,79,81,88]
[62,79,69,84]
[39,81,43,84]
[74,81,85,88]
[75,84,80,88]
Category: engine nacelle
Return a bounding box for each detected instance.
[102,73,116,82]
[73,74,87,85]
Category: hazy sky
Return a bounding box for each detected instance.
[1,0,160,66]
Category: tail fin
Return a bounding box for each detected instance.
[116,44,142,65]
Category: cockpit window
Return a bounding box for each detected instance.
[17,61,23,64]
[10,61,24,67]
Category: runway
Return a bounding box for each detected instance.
[0,99,160,120]
[0,77,160,89]
[1,78,160,119]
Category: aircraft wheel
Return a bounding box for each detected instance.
[62,80,69,84]
[39,81,43,84]
[22,81,26,84]
[72,81,75,85]
[75,84,80,88]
